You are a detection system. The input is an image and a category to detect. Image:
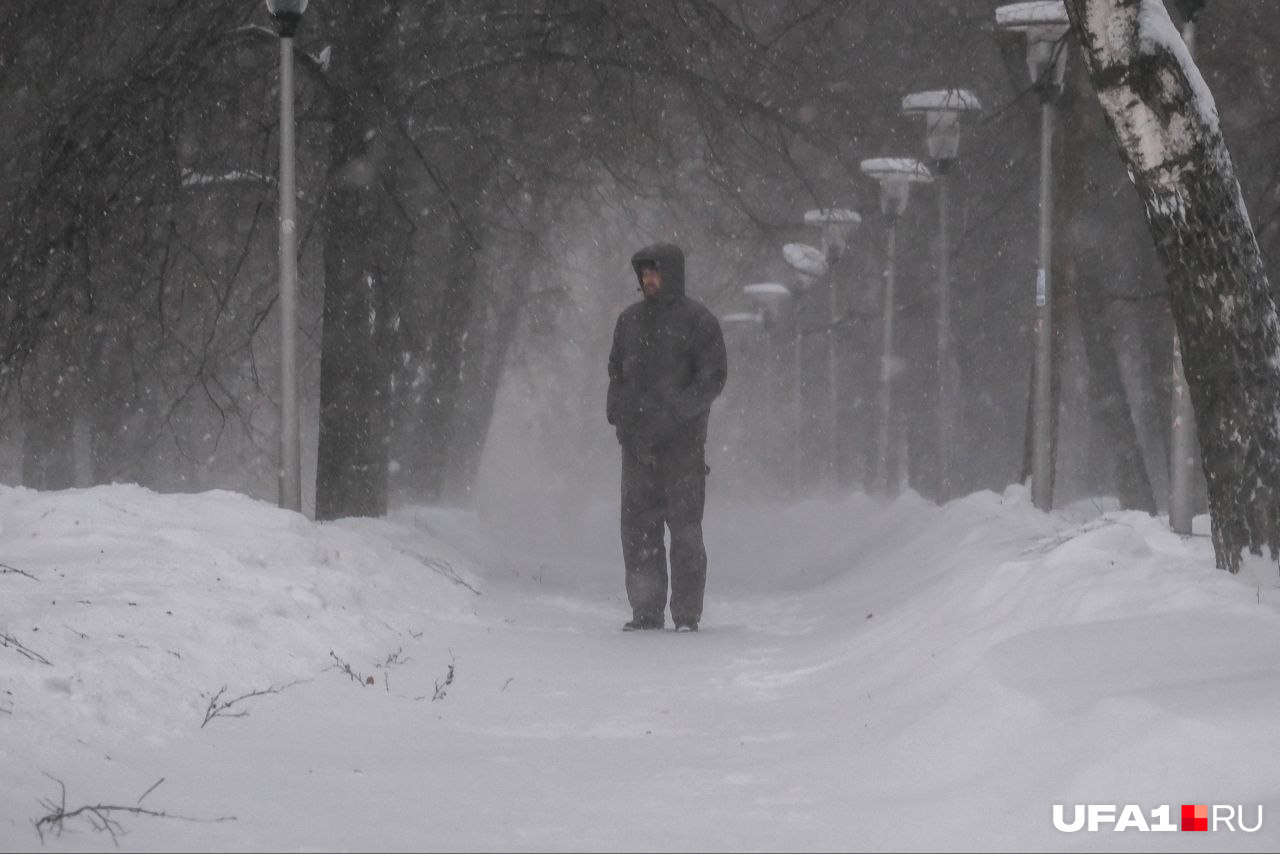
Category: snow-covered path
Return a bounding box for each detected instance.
[3,483,1279,851]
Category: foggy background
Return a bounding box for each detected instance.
[1,1,1276,531]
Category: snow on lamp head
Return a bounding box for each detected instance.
[859,158,933,219]
[721,310,768,334]
[782,243,827,293]
[802,208,861,262]
[996,2,1070,101]
[743,283,792,326]
[901,89,983,169]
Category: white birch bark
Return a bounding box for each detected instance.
[1064,0,1280,572]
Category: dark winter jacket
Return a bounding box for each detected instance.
[607,243,728,453]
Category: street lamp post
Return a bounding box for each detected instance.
[267,0,309,513]
[996,0,1070,512]
[744,283,796,493]
[802,208,861,492]
[859,158,933,496]
[902,88,982,501]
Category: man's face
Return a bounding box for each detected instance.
[640,266,662,299]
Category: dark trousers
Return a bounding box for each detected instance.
[620,442,708,624]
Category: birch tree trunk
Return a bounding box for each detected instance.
[1064,0,1280,572]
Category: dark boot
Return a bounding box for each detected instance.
[622,615,665,631]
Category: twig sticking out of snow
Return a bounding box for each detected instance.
[1,562,37,580]
[200,681,305,728]
[34,775,236,845]
[1,631,51,666]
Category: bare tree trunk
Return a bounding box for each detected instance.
[313,3,405,521]
[20,349,77,490]
[315,171,395,519]
[437,200,551,505]
[18,240,92,491]
[1068,255,1157,511]
[439,275,523,505]
[1065,0,1280,571]
[1057,53,1156,512]
[415,229,481,502]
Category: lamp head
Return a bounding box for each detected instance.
[743,283,792,322]
[901,89,983,165]
[266,0,309,37]
[721,311,766,331]
[783,242,828,289]
[995,2,1071,101]
[803,209,861,261]
[859,158,933,220]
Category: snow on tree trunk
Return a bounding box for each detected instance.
[1064,0,1280,572]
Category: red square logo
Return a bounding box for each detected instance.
[1182,804,1208,831]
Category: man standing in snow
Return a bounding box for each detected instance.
[606,242,727,632]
